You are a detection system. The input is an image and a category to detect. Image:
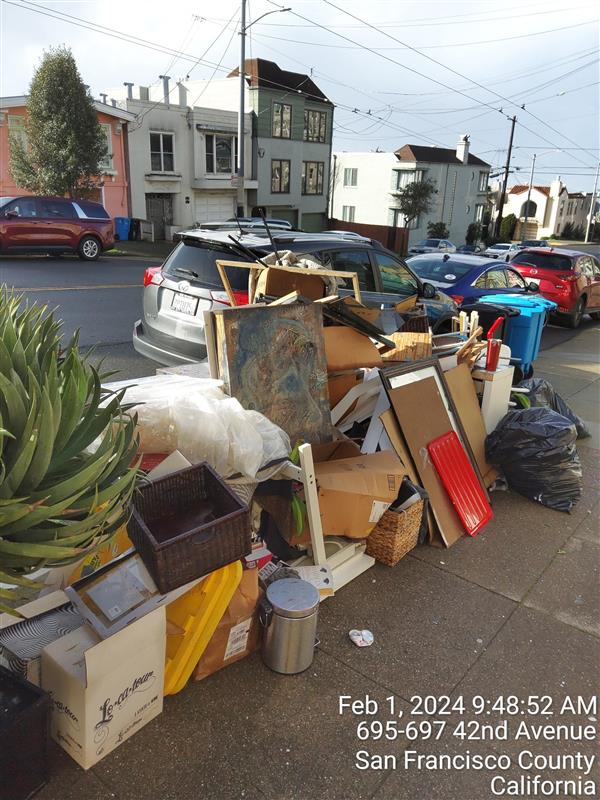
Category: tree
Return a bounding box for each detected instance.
[427,221,449,238]
[499,213,517,242]
[465,222,481,245]
[391,179,436,227]
[9,47,107,197]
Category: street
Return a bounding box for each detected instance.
[0,252,598,381]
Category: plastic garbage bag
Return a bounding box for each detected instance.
[485,408,582,513]
[518,378,591,439]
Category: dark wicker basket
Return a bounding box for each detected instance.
[128,463,251,593]
[401,306,429,333]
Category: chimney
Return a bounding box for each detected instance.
[139,86,150,102]
[456,134,470,165]
[178,82,188,108]
[110,98,117,107]
[158,74,171,105]
[123,82,134,100]
[99,93,107,104]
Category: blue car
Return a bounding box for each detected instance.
[405,253,540,306]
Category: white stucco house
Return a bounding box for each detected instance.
[330,136,491,246]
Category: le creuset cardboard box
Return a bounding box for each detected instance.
[41,606,165,770]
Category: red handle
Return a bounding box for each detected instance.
[487,316,503,340]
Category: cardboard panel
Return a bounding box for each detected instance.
[388,377,465,547]
[444,364,498,488]
[323,327,382,371]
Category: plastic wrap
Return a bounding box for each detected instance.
[485,408,582,513]
[518,378,590,439]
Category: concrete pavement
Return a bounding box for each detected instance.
[33,321,599,799]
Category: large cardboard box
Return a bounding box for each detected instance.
[308,441,406,539]
[42,607,165,769]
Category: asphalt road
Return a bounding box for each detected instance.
[0,253,598,380]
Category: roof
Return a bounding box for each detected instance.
[227,59,331,104]
[509,184,550,196]
[567,192,585,198]
[394,144,490,167]
[0,94,136,121]
[407,253,498,267]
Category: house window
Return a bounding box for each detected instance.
[342,205,355,222]
[272,103,292,138]
[395,169,425,190]
[302,161,324,195]
[98,123,113,171]
[343,168,358,187]
[478,171,488,192]
[8,115,28,151]
[475,203,485,222]
[271,159,290,193]
[205,134,237,174]
[150,132,174,172]
[303,109,327,142]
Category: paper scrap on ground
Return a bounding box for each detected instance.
[349,629,374,647]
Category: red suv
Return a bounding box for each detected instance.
[0,195,114,261]
[511,247,600,328]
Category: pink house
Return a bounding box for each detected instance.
[0,97,137,218]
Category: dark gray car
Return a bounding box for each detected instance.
[133,229,457,366]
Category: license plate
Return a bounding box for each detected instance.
[171,293,198,315]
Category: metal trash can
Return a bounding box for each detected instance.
[259,578,319,674]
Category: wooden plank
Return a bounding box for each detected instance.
[381,331,433,362]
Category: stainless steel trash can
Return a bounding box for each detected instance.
[260,578,320,674]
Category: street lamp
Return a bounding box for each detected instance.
[236,2,291,215]
[521,149,560,240]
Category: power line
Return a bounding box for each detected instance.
[188,11,240,108]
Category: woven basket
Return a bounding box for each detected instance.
[366,500,423,566]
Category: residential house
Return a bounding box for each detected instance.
[0,96,136,218]
[500,180,598,240]
[555,189,597,237]
[330,136,491,246]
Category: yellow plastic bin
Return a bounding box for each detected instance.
[164,560,243,695]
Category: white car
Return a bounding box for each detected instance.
[408,238,457,255]
[483,242,522,262]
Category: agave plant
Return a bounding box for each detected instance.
[0,288,139,612]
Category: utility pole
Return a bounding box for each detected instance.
[237,0,247,218]
[522,153,536,241]
[585,161,600,244]
[494,115,517,238]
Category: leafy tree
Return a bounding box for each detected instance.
[499,213,517,242]
[465,222,481,244]
[391,179,436,227]
[571,224,585,240]
[427,221,449,238]
[9,47,107,197]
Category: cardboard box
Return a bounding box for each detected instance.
[42,607,165,769]
[192,569,260,682]
[323,326,382,371]
[0,592,82,685]
[327,371,363,409]
[308,442,406,539]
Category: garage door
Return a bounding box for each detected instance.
[194,194,235,223]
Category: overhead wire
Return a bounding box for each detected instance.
[188,11,240,108]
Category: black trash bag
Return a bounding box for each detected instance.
[485,408,582,513]
[518,378,591,439]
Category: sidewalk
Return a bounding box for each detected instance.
[105,239,176,260]
[37,326,600,800]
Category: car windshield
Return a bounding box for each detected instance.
[408,257,474,283]
[418,239,441,247]
[163,241,250,290]
[491,244,510,250]
[513,252,572,271]
[521,240,544,247]
[0,197,16,208]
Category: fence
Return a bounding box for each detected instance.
[328,218,409,256]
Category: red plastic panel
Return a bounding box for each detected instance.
[427,431,493,537]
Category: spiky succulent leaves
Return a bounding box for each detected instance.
[0,289,140,589]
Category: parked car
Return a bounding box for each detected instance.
[227,216,294,230]
[408,238,456,255]
[482,242,522,262]
[406,252,541,306]
[0,195,114,260]
[199,218,293,232]
[520,239,547,248]
[456,244,484,254]
[510,247,600,328]
[133,230,458,366]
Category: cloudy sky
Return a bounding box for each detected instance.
[1,0,599,190]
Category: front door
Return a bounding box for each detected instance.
[146,194,173,240]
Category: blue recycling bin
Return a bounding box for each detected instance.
[114,217,131,241]
[478,294,557,376]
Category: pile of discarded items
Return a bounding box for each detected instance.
[0,258,588,795]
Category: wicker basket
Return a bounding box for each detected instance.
[401,307,429,333]
[366,500,424,566]
[128,463,251,593]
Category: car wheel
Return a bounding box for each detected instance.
[78,236,101,261]
[567,297,585,329]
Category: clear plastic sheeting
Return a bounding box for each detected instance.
[518,378,591,439]
[485,408,583,513]
[122,376,291,480]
